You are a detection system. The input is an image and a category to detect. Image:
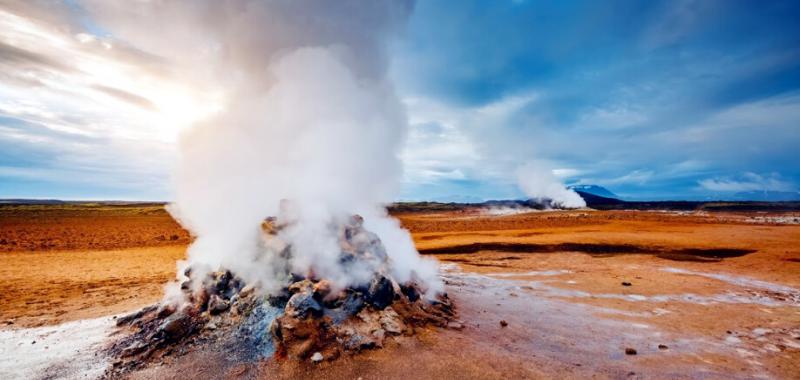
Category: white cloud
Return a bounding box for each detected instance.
[0,3,229,198]
[699,172,795,192]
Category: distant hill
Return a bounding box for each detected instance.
[0,199,69,205]
[573,191,800,212]
[732,190,800,202]
[567,184,617,199]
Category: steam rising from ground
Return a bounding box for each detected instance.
[85,1,439,297]
[516,163,586,209]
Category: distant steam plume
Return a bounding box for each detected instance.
[85,1,440,296]
[516,163,586,209]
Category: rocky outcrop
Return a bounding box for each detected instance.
[106,214,457,375]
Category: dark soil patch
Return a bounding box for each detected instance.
[444,258,513,268]
[420,242,756,262]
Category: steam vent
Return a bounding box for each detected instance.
[107,215,457,375]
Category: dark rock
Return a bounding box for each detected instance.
[622,282,632,286]
[499,320,508,327]
[428,297,454,315]
[157,313,196,342]
[401,284,421,302]
[366,276,395,309]
[324,291,365,324]
[120,341,149,357]
[215,271,233,293]
[658,344,668,350]
[156,305,176,319]
[625,347,637,355]
[286,291,322,318]
[116,305,158,326]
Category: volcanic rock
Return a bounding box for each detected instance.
[116,305,158,327]
[401,283,421,302]
[106,214,456,375]
[157,312,196,342]
[365,275,395,309]
[286,291,323,318]
[208,295,230,315]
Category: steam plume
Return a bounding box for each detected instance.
[85,1,440,296]
[516,163,586,209]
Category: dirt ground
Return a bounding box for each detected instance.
[0,204,190,253]
[1,205,799,378]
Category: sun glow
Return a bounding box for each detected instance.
[147,87,225,141]
[0,8,225,144]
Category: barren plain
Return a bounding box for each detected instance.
[1,204,799,379]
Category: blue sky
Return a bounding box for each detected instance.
[1,1,799,201]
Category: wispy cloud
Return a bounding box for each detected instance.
[699,173,796,193]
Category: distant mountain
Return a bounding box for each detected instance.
[571,190,800,212]
[732,191,800,202]
[567,184,618,199]
[572,191,625,206]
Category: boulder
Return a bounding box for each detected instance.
[286,291,322,318]
[401,283,421,302]
[157,313,197,342]
[366,275,395,309]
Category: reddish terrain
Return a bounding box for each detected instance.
[1,205,799,378]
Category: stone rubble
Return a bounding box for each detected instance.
[106,215,457,375]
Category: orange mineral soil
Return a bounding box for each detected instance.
[1,205,799,379]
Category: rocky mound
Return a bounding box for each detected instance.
[106,215,457,376]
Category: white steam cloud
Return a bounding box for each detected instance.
[83,1,439,295]
[516,163,586,209]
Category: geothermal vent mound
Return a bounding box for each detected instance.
[106,215,457,375]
